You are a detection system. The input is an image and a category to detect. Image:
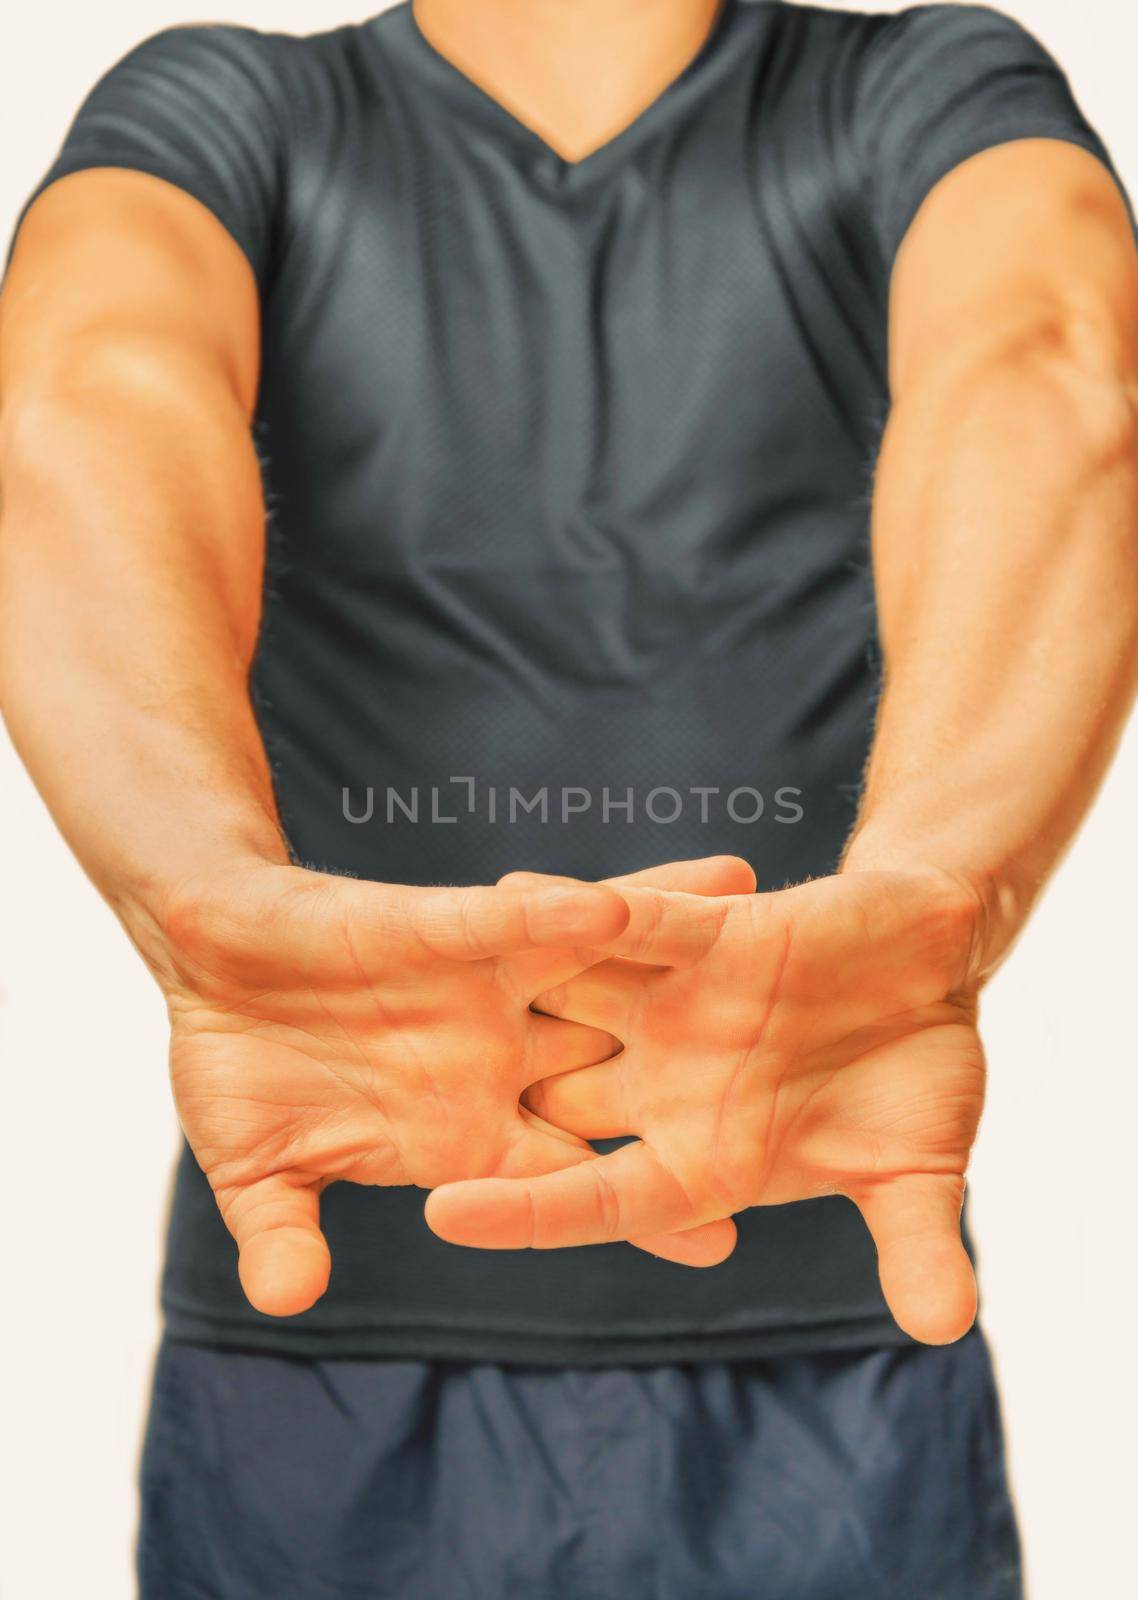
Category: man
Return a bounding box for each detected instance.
[2,0,1136,1593]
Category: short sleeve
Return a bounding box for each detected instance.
[856,4,1129,267]
[11,26,289,290]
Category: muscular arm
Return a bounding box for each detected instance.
[843,139,1138,964]
[428,141,1138,1342]
[0,171,282,971]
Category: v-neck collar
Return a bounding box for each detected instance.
[371,0,775,190]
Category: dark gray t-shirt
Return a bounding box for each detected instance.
[19,0,1121,1361]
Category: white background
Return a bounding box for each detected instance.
[1,2,1136,1596]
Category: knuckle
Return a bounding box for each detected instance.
[590,1164,623,1240]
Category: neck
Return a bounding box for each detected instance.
[412,0,726,162]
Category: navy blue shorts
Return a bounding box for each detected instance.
[138,1327,1022,1599]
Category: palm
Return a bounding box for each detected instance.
[428,869,987,1343]
[170,958,546,1199]
[160,861,624,1314]
[554,877,984,1211]
[160,857,741,1316]
[746,1003,983,1209]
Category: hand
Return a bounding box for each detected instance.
[153,858,742,1318]
[425,867,988,1344]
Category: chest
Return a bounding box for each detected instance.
[256,97,887,570]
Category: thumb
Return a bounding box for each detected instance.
[854,1173,976,1346]
[218,1174,332,1318]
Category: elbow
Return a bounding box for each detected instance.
[893,295,1138,474]
[1061,358,1138,501]
[896,304,1138,496]
[995,302,1138,469]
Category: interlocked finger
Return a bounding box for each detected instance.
[391,880,630,962]
[521,1013,622,1086]
[522,1054,633,1138]
[531,960,654,1037]
[500,856,751,1000]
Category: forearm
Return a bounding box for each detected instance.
[843,334,1138,975]
[0,360,286,975]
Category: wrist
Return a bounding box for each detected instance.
[108,819,290,994]
[839,826,1010,985]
